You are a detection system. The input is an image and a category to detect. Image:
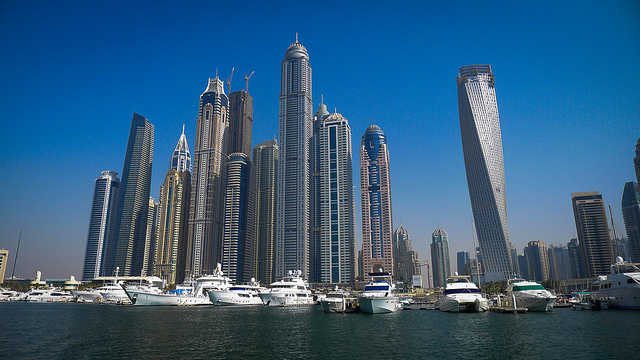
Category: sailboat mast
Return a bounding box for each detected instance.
[608,205,620,258]
[10,228,22,281]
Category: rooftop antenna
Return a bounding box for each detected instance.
[321,94,324,104]
[296,32,298,43]
[245,71,254,92]
[10,227,22,281]
[216,68,219,78]
[226,67,235,95]
[182,124,185,136]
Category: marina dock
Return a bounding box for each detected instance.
[489,306,527,314]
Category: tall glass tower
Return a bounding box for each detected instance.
[187,77,229,277]
[360,125,394,279]
[315,110,355,284]
[430,227,451,288]
[571,191,614,277]
[111,112,154,277]
[82,170,120,280]
[253,139,278,284]
[457,65,512,281]
[276,36,313,279]
[393,225,421,283]
[622,182,640,262]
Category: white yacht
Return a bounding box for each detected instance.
[0,288,19,301]
[24,288,74,302]
[437,275,489,313]
[591,257,640,310]
[504,278,556,312]
[320,286,356,313]
[208,279,265,306]
[259,270,314,306]
[125,265,232,306]
[358,272,400,314]
[72,288,103,303]
[98,283,131,304]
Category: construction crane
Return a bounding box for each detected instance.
[226,67,234,95]
[245,71,254,92]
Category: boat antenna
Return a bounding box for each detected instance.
[10,227,22,281]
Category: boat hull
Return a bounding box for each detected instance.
[593,286,640,310]
[439,296,488,313]
[359,296,399,314]
[72,290,103,303]
[513,294,556,312]
[259,293,315,306]
[127,290,211,306]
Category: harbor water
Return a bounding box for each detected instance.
[1,302,638,359]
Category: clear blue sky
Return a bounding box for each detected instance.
[1,1,639,280]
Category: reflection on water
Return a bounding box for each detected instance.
[0,303,638,359]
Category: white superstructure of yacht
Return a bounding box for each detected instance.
[208,279,265,306]
[358,272,400,314]
[320,286,356,313]
[505,278,556,312]
[72,289,103,303]
[125,265,232,306]
[591,257,640,310]
[259,270,314,306]
[0,288,19,301]
[437,275,489,313]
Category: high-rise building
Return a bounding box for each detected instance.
[634,138,640,184]
[0,249,9,283]
[457,65,512,281]
[456,251,470,275]
[311,109,356,284]
[622,182,640,262]
[393,225,421,283]
[154,128,192,284]
[253,139,278,285]
[187,77,229,277]
[82,171,120,280]
[310,102,330,283]
[360,125,394,279]
[222,153,256,283]
[431,227,451,288]
[228,90,253,156]
[523,240,550,282]
[567,238,584,279]
[548,245,570,281]
[572,191,614,277]
[509,245,520,277]
[276,36,313,279]
[517,254,528,280]
[111,113,154,277]
[142,197,159,276]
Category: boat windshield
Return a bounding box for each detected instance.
[445,288,481,294]
[513,284,545,291]
[364,285,389,291]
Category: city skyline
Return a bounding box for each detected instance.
[1,2,639,278]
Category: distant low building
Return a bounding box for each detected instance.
[0,249,8,283]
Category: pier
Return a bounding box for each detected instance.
[489,306,527,314]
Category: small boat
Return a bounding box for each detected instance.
[504,278,556,312]
[358,271,400,314]
[320,286,357,313]
[259,270,314,306]
[125,264,232,306]
[591,257,640,310]
[437,275,488,312]
[208,278,265,306]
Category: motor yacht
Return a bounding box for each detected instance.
[504,278,556,312]
[358,272,400,314]
[72,288,103,303]
[24,288,73,302]
[591,257,640,310]
[0,288,19,301]
[125,265,232,306]
[259,270,314,306]
[437,275,488,312]
[320,286,356,313]
[208,278,265,306]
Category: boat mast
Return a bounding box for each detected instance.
[10,227,22,281]
[608,205,620,259]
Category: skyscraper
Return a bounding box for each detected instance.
[222,153,256,283]
[111,112,154,277]
[393,225,421,283]
[253,139,278,285]
[187,77,229,277]
[360,125,394,279]
[154,128,192,284]
[228,90,253,156]
[431,227,451,288]
[313,110,356,284]
[571,191,614,277]
[142,197,159,276]
[548,245,570,281]
[276,36,313,279]
[567,238,584,279]
[456,251,470,275]
[82,171,120,280]
[310,102,330,283]
[622,181,640,262]
[634,138,640,184]
[457,65,513,281]
[523,240,550,282]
